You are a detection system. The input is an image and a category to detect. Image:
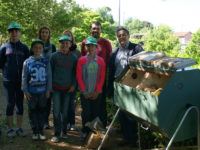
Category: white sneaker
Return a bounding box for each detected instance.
[70,124,76,131]
[32,134,39,140]
[51,136,59,143]
[39,134,47,140]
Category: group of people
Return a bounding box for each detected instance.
[0,21,143,146]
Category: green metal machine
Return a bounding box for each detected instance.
[113,51,200,142]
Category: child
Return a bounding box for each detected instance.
[0,22,30,137]
[63,30,81,131]
[76,37,106,140]
[22,39,52,140]
[38,26,56,129]
[50,35,77,143]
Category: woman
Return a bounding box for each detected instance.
[63,30,81,131]
[39,26,56,129]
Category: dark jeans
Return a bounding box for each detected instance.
[80,93,104,133]
[101,82,107,127]
[44,95,52,125]
[119,110,138,142]
[67,91,76,125]
[52,89,70,136]
[28,93,47,134]
[3,81,24,116]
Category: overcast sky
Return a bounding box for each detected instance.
[74,0,200,33]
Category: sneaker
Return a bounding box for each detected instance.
[39,134,47,140]
[32,134,39,140]
[70,124,76,131]
[44,123,50,129]
[51,136,59,143]
[16,128,26,137]
[7,128,16,137]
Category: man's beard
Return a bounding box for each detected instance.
[92,32,100,38]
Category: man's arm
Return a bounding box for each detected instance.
[107,52,116,98]
[81,40,87,56]
[106,40,112,66]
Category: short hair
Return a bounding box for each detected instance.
[38,26,51,42]
[90,21,102,29]
[116,27,129,35]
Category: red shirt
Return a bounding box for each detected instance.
[81,38,112,66]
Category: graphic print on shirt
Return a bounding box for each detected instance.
[27,59,48,93]
[87,61,98,94]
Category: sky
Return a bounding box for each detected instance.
[74,0,200,33]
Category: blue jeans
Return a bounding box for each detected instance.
[52,89,70,136]
[67,90,76,125]
[44,94,52,125]
[28,93,47,134]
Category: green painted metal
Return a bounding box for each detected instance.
[114,68,200,142]
[158,69,200,141]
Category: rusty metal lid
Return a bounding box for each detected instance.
[129,51,197,72]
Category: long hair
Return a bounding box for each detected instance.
[38,26,51,42]
[63,30,75,44]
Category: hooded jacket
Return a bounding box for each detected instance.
[0,41,30,81]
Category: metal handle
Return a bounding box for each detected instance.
[166,106,200,150]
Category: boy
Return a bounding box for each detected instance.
[50,35,77,143]
[22,39,52,140]
[76,37,106,141]
[0,22,30,137]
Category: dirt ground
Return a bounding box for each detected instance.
[0,92,138,150]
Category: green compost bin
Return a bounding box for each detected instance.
[113,51,199,142]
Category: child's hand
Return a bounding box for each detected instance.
[83,93,90,99]
[24,93,31,101]
[68,86,75,93]
[91,91,99,100]
[46,92,50,99]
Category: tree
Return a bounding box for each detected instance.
[184,29,200,66]
[96,7,114,24]
[142,25,181,57]
[0,0,83,46]
[73,10,116,44]
[124,18,153,34]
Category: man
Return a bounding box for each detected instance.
[0,22,30,137]
[81,21,112,128]
[107,27,143,146]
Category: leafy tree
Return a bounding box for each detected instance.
[96,7,114,24]
[124,18,153,34]
[0,0,83,47]
[142,25,181,57]
[73,10,116,44]
[184,29,200,66]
